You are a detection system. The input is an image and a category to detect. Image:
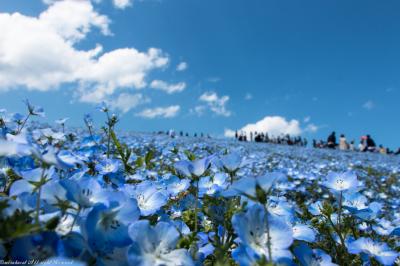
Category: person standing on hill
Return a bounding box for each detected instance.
[366,134,376,152]
[339,134,348,150]
[327,131,337,149]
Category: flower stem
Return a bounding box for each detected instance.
[194,180,199,233]
[17,113,30,134]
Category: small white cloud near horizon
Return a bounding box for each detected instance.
[245,93,253,100]
[304,123,318,133]
[363,100,375,110]
[150,80,186,94]
[176,62,188,72]
[196,91,231,117]
[304,116,311,123]
[224,116,321,138]
[225,116,302,138]
[136,105,180,119]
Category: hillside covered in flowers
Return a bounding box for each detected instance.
[0,102,399,266]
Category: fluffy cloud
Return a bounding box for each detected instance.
[150,80,186,94]
[108,93,150,113]
[176,62,188,72]
[225,116,302,137]
[43,0,132,9]
[113,0,132,9]
[363,100,375,110]
[0,0,169,104]
[196,91,231,117]
[136,105,180,119]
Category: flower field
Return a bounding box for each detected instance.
[0,104,400,266]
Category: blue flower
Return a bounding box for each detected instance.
[322,172,359,193]
[294,243,337,266]
[220,152,242,172]
[127,220,194,266]
[232,204,293,264]
[96,158,121,175]
[226,172,286,199]
[84,193,140,254]
[174,157,212,178]
[124,182,167,216]
[164,176,191,197]
[60,177,103,208]
[292,224,316,243]
[11,232,59,261]
[347,237,399,265]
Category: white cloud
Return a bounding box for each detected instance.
[136,105,180,119]
[245,93,253,100]
[43,0,132,10]
[304,123,318,133]
[225,116,302,137]
[224,129,236,138]
[39,0,111,43]
[108,93,150,113]
[197,91,231,117]
[303,116,311,123]
[150,80,186,94]
[176,62,188,72]
[113,0,132,9]
[0,0,169,105]
[362,100,375,110]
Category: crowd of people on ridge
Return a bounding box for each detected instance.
[235,131,308,147]
[315,131,400,155]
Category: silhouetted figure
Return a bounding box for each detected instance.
[339,134,348,150]
[235,130,238,140]
[366,134,376,152]
[327,131,337,149]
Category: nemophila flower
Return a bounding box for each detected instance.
[55,117,69,125]
[347,237,399,265]
[220,151,242,172]
[164,176,191,197]
[11,112,25,127]
[322,172,359,193]
[225,172,286,199]
[294,243,337,266]
[198,173,228,196]
[373,219,396,236]
[11,232,59,261]
[174,156,212,178]
[41,147,77,169]
[127,220,194,266]
[0,138,35,157]
[9,167,54,196]
[97,102,110,113]
[84,194,140,254]
[124,182,167,216]
[96,158,121,175]
[24,99,45,117]
[60,177,103,208]
[292,224,316,243]
[232,204,293,263]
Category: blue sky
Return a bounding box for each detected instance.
[1,0,400,148]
